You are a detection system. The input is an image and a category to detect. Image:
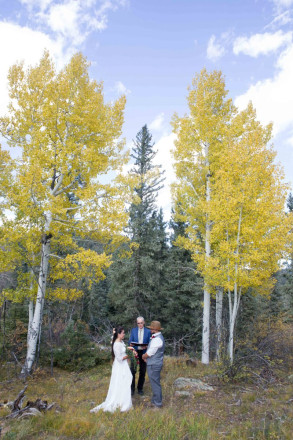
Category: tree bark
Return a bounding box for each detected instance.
[228,207,242,363]
[22,212,52,375]
[48,303,54,376]
[27,300,34,346]
[228,286,241,363]
[202,285,210,364]
[215,287,223,361]
[27,257,35,345]
[202,143,211,365]
[2,299,6,358]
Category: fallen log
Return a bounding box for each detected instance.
[12,385,28,412]
[4,386,57,419]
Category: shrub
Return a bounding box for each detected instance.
[53,320,110,371]
[217,318,293,384]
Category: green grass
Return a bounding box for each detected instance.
[0,357,292,439]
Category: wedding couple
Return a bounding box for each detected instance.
[90,318,164,413]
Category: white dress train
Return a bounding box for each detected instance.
[90,341,133,413]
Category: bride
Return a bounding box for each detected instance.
[90,326,133,413]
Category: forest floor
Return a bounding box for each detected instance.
[0,357,292,439]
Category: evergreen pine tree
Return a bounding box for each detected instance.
[162,213,203,355]
[287,192,293,212]
[108,125,165,326]
[146,208,169,319]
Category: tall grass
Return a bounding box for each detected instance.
[1,357,292,440]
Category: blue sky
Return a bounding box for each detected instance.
[1,0,293,218]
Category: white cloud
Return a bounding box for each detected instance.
[233,31,292,57]
[37,0,100,46]
[153,132,177,220]
[235,43,293,135]
[265,10,292,29]
[149,113,165,131]
[114,81,131,95]
[207,35,226,61]
[44,1,84,44]
[0,21,66,116]
[21,0,128,48]
[272,0,293,8]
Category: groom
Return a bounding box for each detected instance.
[142,320,165,408]
[128,316,151,395]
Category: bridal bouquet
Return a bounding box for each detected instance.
[126,347,139,372]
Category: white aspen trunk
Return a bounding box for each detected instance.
[216,288,223,361]
[27,263,35,345]
[202,143,211,365]
[228,285,241,363]
[228,286,237,363]
[228,207,242,364]
[23,211,52,375]
[27,300,34,345]
[202,284,210,364]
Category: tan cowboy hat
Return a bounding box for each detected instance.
[146,320,163,331]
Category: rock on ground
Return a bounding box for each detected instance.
[174,377,214,391]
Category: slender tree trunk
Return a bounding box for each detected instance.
[202,143,211,364]
[173,336,176,356]
[216,288,223,361]
[69,301,77,322]
[228,207,242,363]
[27,263,35,346]
[2,299,6,358]
[35,293,45,369]
[27,300,34,345]
[22,212,52,375]
[202,284,210,364]
[48,303,54,376]
[228,285,241,363]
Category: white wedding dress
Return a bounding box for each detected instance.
[90,341,133,413]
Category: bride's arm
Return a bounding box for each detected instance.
[113,343,128,362]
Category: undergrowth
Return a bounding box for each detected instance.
[0,357,292,439]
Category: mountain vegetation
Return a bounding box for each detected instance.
[0,54,292,439]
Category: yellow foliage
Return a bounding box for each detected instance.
[50,249,112,289]
[172,70,290,297]
[0,51,133,304]
[47,287,84,301]
[0,145,13,215]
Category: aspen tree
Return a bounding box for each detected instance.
[209,104,289,362]
[0,52,131,374]
[172,69,235,364]
[172,69,289,364]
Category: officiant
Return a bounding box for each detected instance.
[128,316,151,395]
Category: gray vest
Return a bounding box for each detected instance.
[147,333,165,367]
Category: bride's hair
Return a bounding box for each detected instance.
[111,326,124,360]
